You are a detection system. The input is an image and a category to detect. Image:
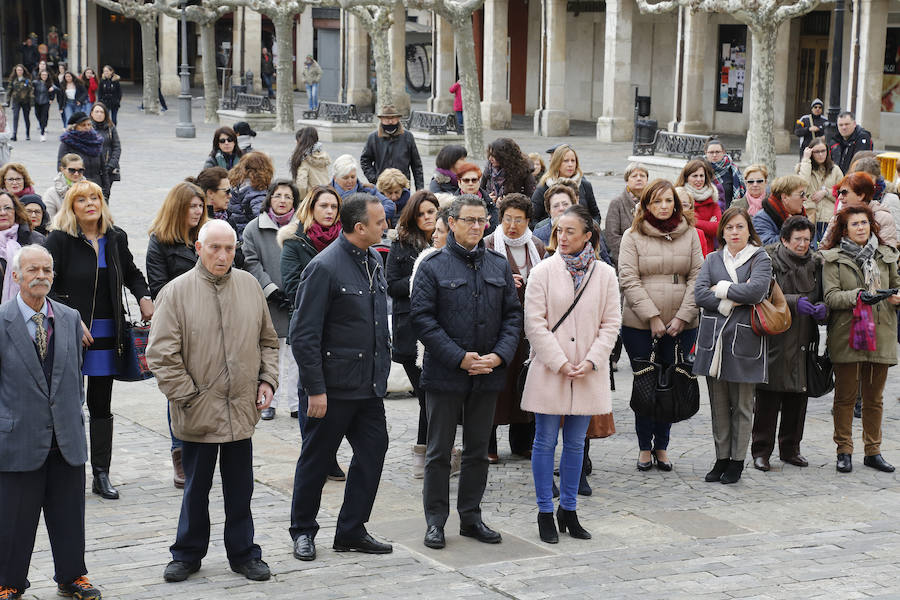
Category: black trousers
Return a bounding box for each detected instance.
[170,439,261,567]
[751,389,808,459]
[290,398,388,541]
[0,448,87,591]
[401,360,428,445]
[424,390,497,528]
[34,103,50,134]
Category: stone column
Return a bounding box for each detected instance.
[671,9,708,133]
[481,0,511,129]
[345,14,373,108]
[428,15,455,113]
[856,0,888,145]
[68,0,86,72]
[596,0,633,142]
[232,7,262,92]
[389,4,411,114]
[296,9,314,89]
[159,13,180,97]
[539,0,569,136]
[772,20,792,153]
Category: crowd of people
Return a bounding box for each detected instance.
[1,102,899,599]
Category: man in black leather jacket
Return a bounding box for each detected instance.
[360,104,424,190]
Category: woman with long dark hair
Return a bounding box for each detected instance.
[7,64,33,141]
[481,137,536,204]
[386,191,441,476]
[204,126,243,170]
[90,101,121,200]
[796,136,843,241]
[290,126,331,202]
[32,68,56,141]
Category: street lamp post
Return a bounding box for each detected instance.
[176,0,196,138]
[826,0,845,141]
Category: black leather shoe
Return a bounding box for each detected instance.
[163,560,200,582]
[753,456,771,471]
[653,451,673,472]
[293,534,316,561]
[780,454,808,467]
[92,472,119,500]
[864,453,895,472]
[260,407,275,420]
[636,460,653,471]
[333,533,393,554]
[327,463,346,481]
[854,400,862,418]
[836,453,852,473]
[537,512,558,544]
[290,411,299,418]
[720,460,744,484]
[423,525,445,549]
[705,459,729,482]
[231,558,270,581]
[459,521,502,544]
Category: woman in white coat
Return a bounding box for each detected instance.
[522,205,621,544]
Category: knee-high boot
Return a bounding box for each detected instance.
[578,438,592,496]
[90,416,120,499]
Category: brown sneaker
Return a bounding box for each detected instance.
[0,586,22,599]
[57,576,101,599]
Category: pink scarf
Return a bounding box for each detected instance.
[745,191,765,216]
[268,208,295,227]
[1,224,21,302]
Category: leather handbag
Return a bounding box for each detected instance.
[114,292,153,382]
[586,412,615,439]
[751,277,792,336]
[805,330,834,398]
[517,263,596,396]
[629,338,699,424]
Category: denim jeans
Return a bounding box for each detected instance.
[11,102,31,137]
[261,73,274,98]
[63,100,79,125]
[305,83,319,110]
[167,403,183,451]
[532,413,591,513]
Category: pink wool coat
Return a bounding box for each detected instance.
[521,253,622,416]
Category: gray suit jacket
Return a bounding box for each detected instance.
[0,298,88,471]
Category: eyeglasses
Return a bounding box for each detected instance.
[812,149,828,154]
[271,193,294,200]
[793,190,807,198]
[4,177,23,183]
[460,177,480,184]
[66,168,85,174]
[502,216,526,226]
[217,187,232,193]
[218,138,235,144]
[25,208,42,216]
[0,205,13,213]
[457,216,488,227]
[837,189,851,197]
[746,179,765,184]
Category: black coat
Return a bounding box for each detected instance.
[360,128,424,190]
[145,234,197,300]
[794,112,829,156]
[385,238,425,361]
[44,226,150,370]
[57,137,103,187]
[830,125,873,174]
[98,77,122,108]
[290,234,391,400]
[410,232,522,393]
[280,231,319,304]
[530,178,599,224]
[32,78,55,106]
[452,188,500,236]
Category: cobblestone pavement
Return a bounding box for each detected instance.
[13,89,900,599]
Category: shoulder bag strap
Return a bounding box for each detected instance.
[551,262,597,333]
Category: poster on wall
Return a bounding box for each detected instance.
[882,28,900,112]
[716,25,747,113]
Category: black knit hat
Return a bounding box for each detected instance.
[67,111,90,126]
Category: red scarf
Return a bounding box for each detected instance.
[306,221,342,253]
[762,193,803,228]
[643,211,681,233]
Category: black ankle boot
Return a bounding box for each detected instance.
[705,458,729,482]
[583,438,592,475]
[577,469,592,496]
[90,417,119,499]
[556,507,591,539]
[537,512,558,544]
[720,459,744,484]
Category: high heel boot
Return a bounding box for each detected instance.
[556,507,591,539]
[90,416,119,499]
[537,512,558,544]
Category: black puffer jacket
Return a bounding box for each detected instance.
[829,125,873,174]
[530,177,599,224]
[410,232,522,393]
[360,127,424,190]
[227,182,267,239]
[32,78,55,106]
[44,226,150,370]
[98,76,122,108]
[145,234,197,300]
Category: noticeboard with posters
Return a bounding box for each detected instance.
[716,25,747,113]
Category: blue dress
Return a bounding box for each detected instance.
[82,237,117,376]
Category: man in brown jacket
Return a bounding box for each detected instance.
[147,220,279,584]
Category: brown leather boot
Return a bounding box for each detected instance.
[172,448,185,489]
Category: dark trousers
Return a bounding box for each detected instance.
[751,389,808,459]
[34,103,49,134]
[110,106,119,125]
[170,439,261,566]
[290,398,388,541]
[424,390,497,528]
[0,449,87,591]
[401,360,428,445]
[11,101,30,137]
[86,375,113,419]
[622,326,698,451]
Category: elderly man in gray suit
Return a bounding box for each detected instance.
[0,245,102,600]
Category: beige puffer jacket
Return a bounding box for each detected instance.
[294,149,332,202]
[146,261,279,443]
[796,158,843,224]
[617,217,704,330]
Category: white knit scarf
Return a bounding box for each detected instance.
[493,227,542,269]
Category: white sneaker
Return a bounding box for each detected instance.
[40,134,46,142]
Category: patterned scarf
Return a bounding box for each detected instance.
[435,167,458,186]
[59,128,102,157]
[561,241,595,290]
[874,177,887,204]
[306,221,342,253]
[761,194,796,230]
[840,234,881,292]
[0,224,21,302]
[710,154,747,205]
[485,164,506,198]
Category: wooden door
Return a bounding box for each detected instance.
[507,0,528,114]
[795,36,828,118]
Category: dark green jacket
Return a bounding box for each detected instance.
[280,230,319,304]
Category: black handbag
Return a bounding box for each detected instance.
[114,291,153,382]
[805,331,834,398]
[629,338,699,423]
[517,263,596,396]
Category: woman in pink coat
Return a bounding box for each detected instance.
[522,205,621,544]
[449,81,463,131]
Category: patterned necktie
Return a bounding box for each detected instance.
[31,312,47,360]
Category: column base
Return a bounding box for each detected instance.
[537,108,569,137]
[596,116,632,142]
[428,95,455,114]
[481,101,512,130]
[668,120,709,134]
[774,128,791,155]
[346,88,374,112]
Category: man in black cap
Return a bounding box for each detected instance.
[233,121,256,154]
[794,99,828,157]
[360,104,424,190]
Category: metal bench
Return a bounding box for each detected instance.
[233,92,273,114]
[406,110,458,135]
[634,130,742,161]
[307,101,372,123]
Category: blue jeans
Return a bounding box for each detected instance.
[167,403,183,451]
[261,73,274,98]
[305,83,318,110]
[11,102,30,137]
[622,326,698,451]
[63,100,79,124]
[532,413,591,513]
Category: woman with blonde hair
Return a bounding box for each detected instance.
[375,167,408,226]
[146,181,206,488]
[531,144,598,224]
[45,180,152,500]
[730,164,768,216]
[227,151,275,239]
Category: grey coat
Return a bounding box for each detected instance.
[693,246,772,383]
[0,298,87,471]
[242,211,290,337]
[604,188,639,267]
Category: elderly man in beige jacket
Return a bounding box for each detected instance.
[147,220,279,585]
